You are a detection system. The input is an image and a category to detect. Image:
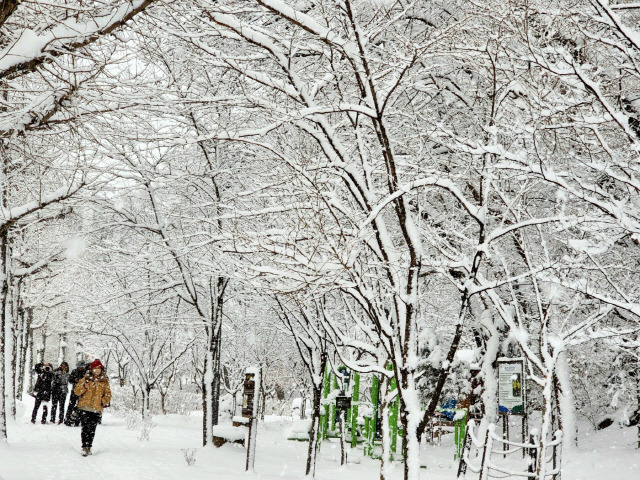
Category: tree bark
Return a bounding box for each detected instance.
[202,276,228,446]
[0,231,9,439]
[306,371,324,477]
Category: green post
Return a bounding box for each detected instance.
[368,375,379,457]
[454,411,467,460]
[351,372,360,447]
[322,363,331,440]
[389,377,399,454]
[364,416,371,455]
[331,373,338,432]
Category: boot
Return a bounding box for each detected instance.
[82,447,91,456]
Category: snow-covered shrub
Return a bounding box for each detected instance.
[138,416,157,442]
[108,385,201,416]
[182,448,197,466]
[126,410,143,431]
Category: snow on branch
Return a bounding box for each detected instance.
[1,183,84,230]
[0,0,157,80]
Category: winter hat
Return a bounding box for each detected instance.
[76,360,86,369]
[90,359,104,370]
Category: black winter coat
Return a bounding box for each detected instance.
[33,369,54,401]
[68,367,86,397]
[52,370,70,395]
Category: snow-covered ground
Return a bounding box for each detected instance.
[0,398,638,480]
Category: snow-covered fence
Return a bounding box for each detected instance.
[459,421,562,480]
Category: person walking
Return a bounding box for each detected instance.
[74,359,111,456]
[65,361,87,426]
[51,362,70,424]
[31,363,54,424]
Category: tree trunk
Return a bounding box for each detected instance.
[305,379,323,476]
[556,351,577,450]
[20,333,31,399]
[15,296,26,401]
[202,336,215,446]
[300,392,307,419]
[537,373,555,479]
[142,385,151,418]
[0,231,9,440]
[479,316,500,437]
[132,385,138,411]
[22,325,33,398]
[202,276,227,446]
[2,231,15,420]
[259,380,266,421]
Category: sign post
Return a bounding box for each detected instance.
[336,396,350,465]
[497,358,526,459]
[244,367,261,472]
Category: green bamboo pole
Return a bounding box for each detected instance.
[389,376,399,454]
[322,363,331,440]
[351,372,360,447]
[368,375,379,457]
[331,373,338,432]
[454,411,467,460]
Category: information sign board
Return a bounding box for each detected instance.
[242,372,256,418]
[497,358,525,415]
[336,396,351,411]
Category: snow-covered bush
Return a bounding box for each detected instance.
[138,416,157,442]
[182,449,197,466]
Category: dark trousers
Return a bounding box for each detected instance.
[51,391,67,423]
[79,410,101,448]
[31,397,50,423]
[65,393,80,425]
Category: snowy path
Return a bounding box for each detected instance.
[1,400,412,480]
[1,400,638,479]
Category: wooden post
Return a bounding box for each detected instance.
[553,431,562,480]
[502,414,508,459]
[528,431,538,474]
[244,367,261,472]
[479,425,494,480]
[340,409,346,465]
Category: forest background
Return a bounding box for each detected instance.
[0,1,639,480]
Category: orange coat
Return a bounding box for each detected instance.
[74,372,111,413]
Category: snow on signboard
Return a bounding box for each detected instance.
[497,358,525,415]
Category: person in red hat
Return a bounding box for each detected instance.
[74,359,111,456]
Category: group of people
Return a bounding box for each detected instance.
[31,358,112,456]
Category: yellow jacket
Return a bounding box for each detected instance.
[74,372,111,414]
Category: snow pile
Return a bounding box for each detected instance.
[211,424,247,442]
[285,418,312,440]
[232,415,249,425]
[65,236,86,260]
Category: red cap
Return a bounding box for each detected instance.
[90,359,104,370]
